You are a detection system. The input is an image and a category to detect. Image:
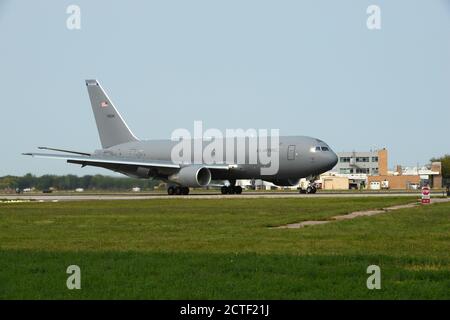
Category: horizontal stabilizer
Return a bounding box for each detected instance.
[38,146,91,156]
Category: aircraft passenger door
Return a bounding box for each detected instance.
[287,145,296,160]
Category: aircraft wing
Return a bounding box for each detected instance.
[22,152,234,171]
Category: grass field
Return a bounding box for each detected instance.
[0,196,449,299]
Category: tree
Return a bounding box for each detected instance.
[36,175,55,190]
[0,176,18,190]
[430,154,450,179]
[18,173,35,189]
[0,174,161,191]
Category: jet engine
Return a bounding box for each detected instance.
[168,165,212,187]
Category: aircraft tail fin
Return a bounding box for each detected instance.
[85,79,139,149]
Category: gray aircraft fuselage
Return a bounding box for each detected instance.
[93,136,338,185]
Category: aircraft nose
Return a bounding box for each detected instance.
[322,151,338,172]
[330,151,338,167]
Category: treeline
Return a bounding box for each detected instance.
[431,155,450,179]
[0,174,161,191]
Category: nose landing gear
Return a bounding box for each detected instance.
[299,185,317,194]
[298,180,317,194]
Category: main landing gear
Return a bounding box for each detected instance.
[167,186,190,195]
[220,185,243,194]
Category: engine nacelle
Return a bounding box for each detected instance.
[270,178,300,187]
[168,165,212,187]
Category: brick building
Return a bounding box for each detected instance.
[330,148,443,190]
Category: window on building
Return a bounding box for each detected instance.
[372,156,379,162]
[356,168,370,174]
[356,157,369,162]
[340,157,350,163]
[340,168,353,174]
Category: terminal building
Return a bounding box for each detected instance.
[323,148,443,190]
[333,149,386,176]
[326,149,388,189]
[367,162,442,190]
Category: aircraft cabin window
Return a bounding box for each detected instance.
[315,146,321,152]
[321,147,329,151]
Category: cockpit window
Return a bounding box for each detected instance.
[311,146,331,152]
[311,146,330,152]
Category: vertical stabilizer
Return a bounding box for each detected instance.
[85,79,139,148]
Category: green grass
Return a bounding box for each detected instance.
[0,197,449,299]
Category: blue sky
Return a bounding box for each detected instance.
[0,0,449,176]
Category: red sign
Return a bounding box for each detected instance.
[421,186,431,204]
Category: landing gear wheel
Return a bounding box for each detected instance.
[306,186,313,194]
[167,186,175,195]
[220,185,242,195]
[181,187,190,195]
[311,186,317,194]
[221,186,228,194]
[175,186,182,195]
